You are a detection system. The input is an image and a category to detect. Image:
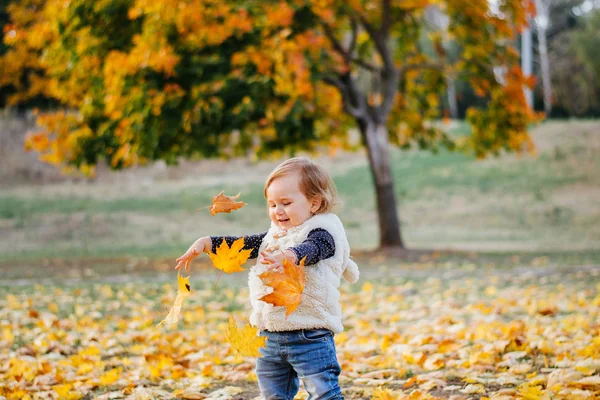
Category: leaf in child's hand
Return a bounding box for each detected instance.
[258,258,305,317]
[157,273,191,327]
[203,191,246,215]
[209,237,252,274]
[225,315,267,357]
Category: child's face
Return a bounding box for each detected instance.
[266,172,320,230]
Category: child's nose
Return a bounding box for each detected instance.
[275,206,286,215]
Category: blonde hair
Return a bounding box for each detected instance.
[264,157,338,214]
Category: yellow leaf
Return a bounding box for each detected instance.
[53,384,83,400]
[99,367,122,386]
[208,237,252,273]
[372,387,398,399]
[157,273,192,327]
[3,326,14,344]
[225,315,267,357]
[518,383,550,400]
[53,384,72,396]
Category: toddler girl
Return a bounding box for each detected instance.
[175,157,359,400]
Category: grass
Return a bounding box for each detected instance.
[1,119,599,265]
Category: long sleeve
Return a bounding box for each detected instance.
[210,232,267,260]
[289,228,336,266]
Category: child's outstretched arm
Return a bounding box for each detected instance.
[175,236,211,271]
[176,232,268,271]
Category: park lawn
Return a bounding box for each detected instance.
[1,261,599,399]
[1,119,599,265]
[1,120,599,399]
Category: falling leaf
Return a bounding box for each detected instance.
[225,315,267,357]
[203,191,246,216]
[157,273,191,327]
[258,258,305,317]
[208,237,252,274]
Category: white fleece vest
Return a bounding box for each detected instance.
[248,213,360,334]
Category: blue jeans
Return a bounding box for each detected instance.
[256,329,343,400]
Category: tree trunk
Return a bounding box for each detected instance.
[521,23,534,108]
[446,76,459,119]
[359,120,405,248]
[534,0,553,115]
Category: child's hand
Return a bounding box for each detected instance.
[260,249,297,272]
[175,237,210,271]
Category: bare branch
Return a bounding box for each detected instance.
[351,8,395,71]
[348,17,358,56]
[323,74,367,120]
[379,67,399,122]
[399,62,445,82]
[321,20,380,72]
[352,58,379,72]
[381,0,391,36]
[321,22,348,61]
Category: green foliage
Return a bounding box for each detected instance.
[571,10,600,83]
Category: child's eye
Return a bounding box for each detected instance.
[283,202,291,206]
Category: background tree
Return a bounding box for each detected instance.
[536,0,600,116]
[1,0,540,249]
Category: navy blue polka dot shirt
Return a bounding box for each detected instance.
[210,229,335,266]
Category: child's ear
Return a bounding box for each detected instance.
[310,196,322,213]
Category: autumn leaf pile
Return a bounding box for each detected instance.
[1,263,598,399]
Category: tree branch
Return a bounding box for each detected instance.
[351,8,395,71]
[398,62,445,84]
[381,0,391,36]
[323,74,367,120]
[348,17,358,56]
[321,20,379,72]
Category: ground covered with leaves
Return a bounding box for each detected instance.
[1,262,599,399]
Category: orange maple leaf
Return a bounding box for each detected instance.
[201,191,246,216]
[258,258,305,317]
[225,315,267,357]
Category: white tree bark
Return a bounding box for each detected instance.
[534,0,553,115]
[521,23,534,108]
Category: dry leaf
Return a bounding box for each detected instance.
[517,383,550,400]
[157,273,191,327]
[258,258,305,317]
[208,237,252,274]
[372,387,397,400]
[225,315,267,357]
[572,376,600,389]
[99,367,122,386]
[203,191,246,216]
